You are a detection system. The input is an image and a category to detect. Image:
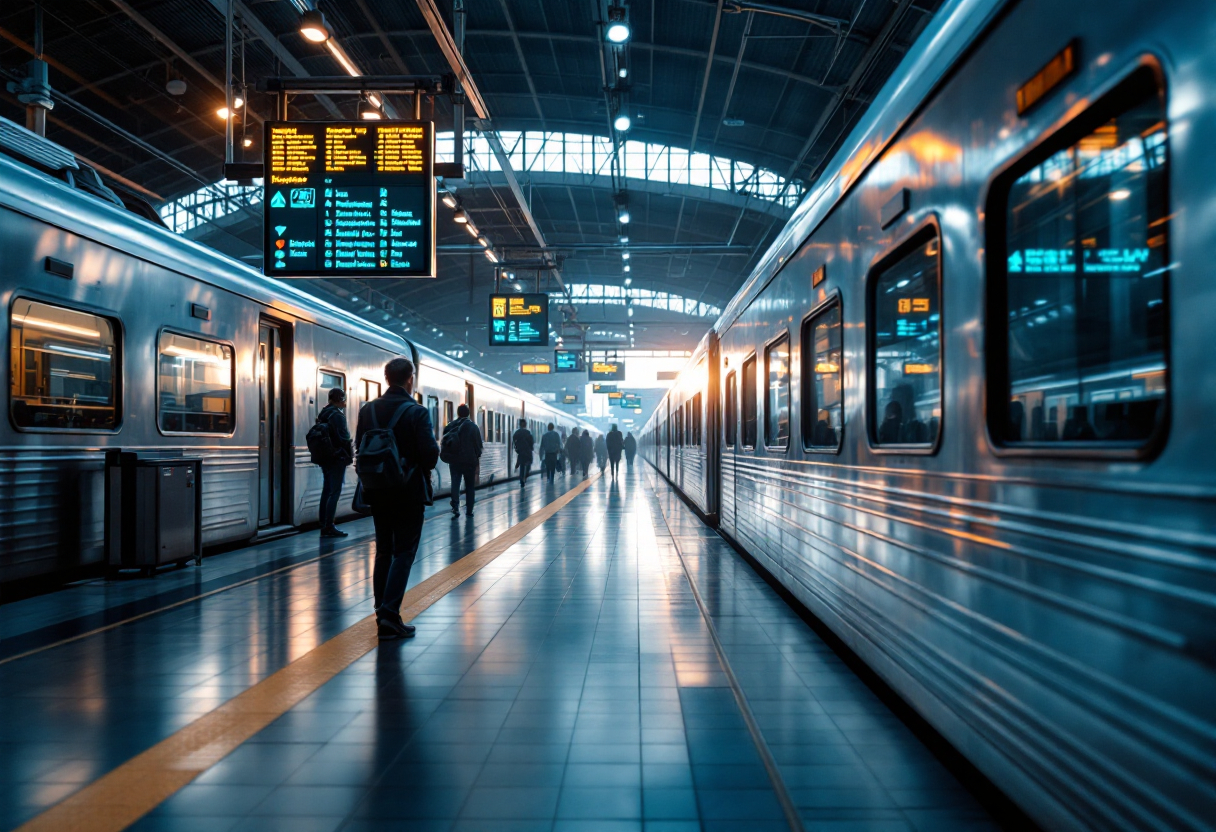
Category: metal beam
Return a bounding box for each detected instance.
[496,0,545,128]
[689,0,724,154]
[481,130,547,250]
[412,0,490,119]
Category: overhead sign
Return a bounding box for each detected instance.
[555,350,585,373]
[562,394,579,404]
[592,383,618,394]
[520,363,552,374]
[589,360,625,381]
[619,394,642,408]
[489,294,549,346]
[607,391,622,400]
[264,121,434,277]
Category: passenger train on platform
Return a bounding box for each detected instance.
[0,116,592,586]
[644,0,1215,830]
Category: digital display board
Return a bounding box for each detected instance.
[555,350,585,373]
[619,394,642,408]
[589,360,625,381]
[592,383,617,394]
[562,394,579,404]
[520,363,552,374]
[264,121,434,277]
[489,294,549,346]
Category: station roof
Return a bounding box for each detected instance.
[0,0,939,360]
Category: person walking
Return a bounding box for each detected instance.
[565,430,582,479]
[594,433,607,471]
[606,423,624,478]
[540,423,561,482]
[623,431,637,468]
[512,418,534,487]
[310,387,353,538]
[578,429,594,477]
[354,357,439,641]
[442,404,483,517]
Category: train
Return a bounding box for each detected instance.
[0,115,593,585]
[643,0,1216,829]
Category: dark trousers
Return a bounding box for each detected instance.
[518,459,532,485]
[450,463,476,511]
[580,457,590,476]
[544,452,558,481]
[609,455,621,476]
[625,452,635,467]
[372,501,424,622]
[319,463,346,529]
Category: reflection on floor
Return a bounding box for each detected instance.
[0,465,1001,832]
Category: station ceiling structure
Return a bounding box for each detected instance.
[0,0,940,365]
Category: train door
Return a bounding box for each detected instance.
[257,321,287,528]
[465,382,475,413]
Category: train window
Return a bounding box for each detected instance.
[870,231,941,448]
[992,69,1168,448]
[444,400,454,427]
[724,371,737,447]
[802,301,843,451]
[741,354,757,448]
[427,395,440,439]
[362,379,381,401]
[158,332,234,434]
[692,393,702,446]
[11,299,119,430]
[318,370,345,399]
[765,334,790,449]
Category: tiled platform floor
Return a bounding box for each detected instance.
[0,465,1002,832]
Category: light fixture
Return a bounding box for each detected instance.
[614,113,631,132]
[615,194,630,225]
[618,209,630,224]
[360,100,382,120]
[627,307,633,317]
[1110,188,1132,201]
[243,137,253,148]
[216,97,243,119]
[477,236,491,248]
[166,79,186,96]
[619,67,628,79]
[624,277,632,286]
[299,9,330,43]
[619,235,629,244]
[441,191,458,209]
[484,249,499,263]
[621,251,630,260]
[465,222,479,237]
[623,265,631,273]
[606,5,631,43]
[452,207,469,223]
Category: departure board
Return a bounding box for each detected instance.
[619,394,642,409]
[263,121,435,278]
[589,360,625,381]
[489,294,549,346]
[555,350,585,373]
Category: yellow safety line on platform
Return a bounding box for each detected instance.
[16,473,600,832]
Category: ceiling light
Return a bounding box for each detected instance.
[360,104,382,120]
[441,191,458,209]
[452,208,469,223]
[166,79,187,96]
[618,209,630,224]
[606,6,631,43]
[614,114,631,132]
[624,277,632,286]
[465,222,479,237]
[619,68,628,79]
[243,137,253,148]
[621,251,630,260]
[623,265,631,272]
[484,249,499,263]
[627,307,633,317]
[619,235,629,244]
[1110,188,1131,201]
[477,236,491,248]
[299,10,330,43]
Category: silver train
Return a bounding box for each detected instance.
[643,0,1216,829]
[0,118,593,585]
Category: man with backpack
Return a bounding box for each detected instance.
[355,358,439,641]
[540,423,561,482]
[512,418,534,488]
[308,387,353,538]
[440,404,483,517]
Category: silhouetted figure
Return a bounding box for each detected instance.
[540,423,561,482]
[314,387,352,538]
[594,434,608,470]
[565,431,582,479]
[606,424,624,478]
[443,404,482,517]
[878,400,903,444]
[512,418,534,487]
[579,430,594,477]
[1009,400,1025,442]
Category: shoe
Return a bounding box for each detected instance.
[466,510,474,517]
[321,527,348,538]
[377,618,415,640]
[451,507,459,517]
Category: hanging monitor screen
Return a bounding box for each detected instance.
[619,394,642,408]
[264,121,435,278]
[489,294,549,346]
[589,360,625,380]
[555,350,585,373]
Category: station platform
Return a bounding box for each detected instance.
[0,466,1003,832]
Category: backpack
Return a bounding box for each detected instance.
[439,419,465,464]
[306,409,338,464]
[355,401,415,490]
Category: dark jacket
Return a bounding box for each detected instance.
[606,429,624,460]
[623,433,637,457]
[540,429,562,455]
[445,416,483,467]
[318,404,353,465]
[564,433,581,462]
[355,386,439,504]
[594,435,607,460]
[512,427,534,463]
[578,432,594,463]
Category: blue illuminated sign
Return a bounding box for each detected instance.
[1008,247,1151,274]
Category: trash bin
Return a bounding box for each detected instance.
[105,451,203,574]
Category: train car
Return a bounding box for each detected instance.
[644,0,1216,829]
[0,116,591,585]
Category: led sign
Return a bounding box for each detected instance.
[562,394,579,404]
[519,363,552,374]
[619,394,642,408]
[555,350,585,373]
[904,362,935,375]
[1007,247,1151,275]
[264,121,434,277]
[592,383,618,394]
[607,391,623,400]
[589,360,625,381]
[489,294,549,346]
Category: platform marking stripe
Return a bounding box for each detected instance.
[15,473,600,832]
[647,470,807,832]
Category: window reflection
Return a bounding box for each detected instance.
[741,356,757,448]
[159,332,233,433]
[803,303,843,450]
[1002,75,1167,445]
[765,335,790,448]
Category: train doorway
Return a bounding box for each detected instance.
[256,321,287,528]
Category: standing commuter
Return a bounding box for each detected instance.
[311,387,353,538]
[623,431,637,468]
[442,404,482,517]
[565,431,582,479]
[540,423,561,482]
[512,418,534,487]
[579,430,594,477]
[594,433,608,470]
[606,423,624,478]
[355,357,439,641]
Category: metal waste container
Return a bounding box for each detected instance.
[105,451,202,574]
